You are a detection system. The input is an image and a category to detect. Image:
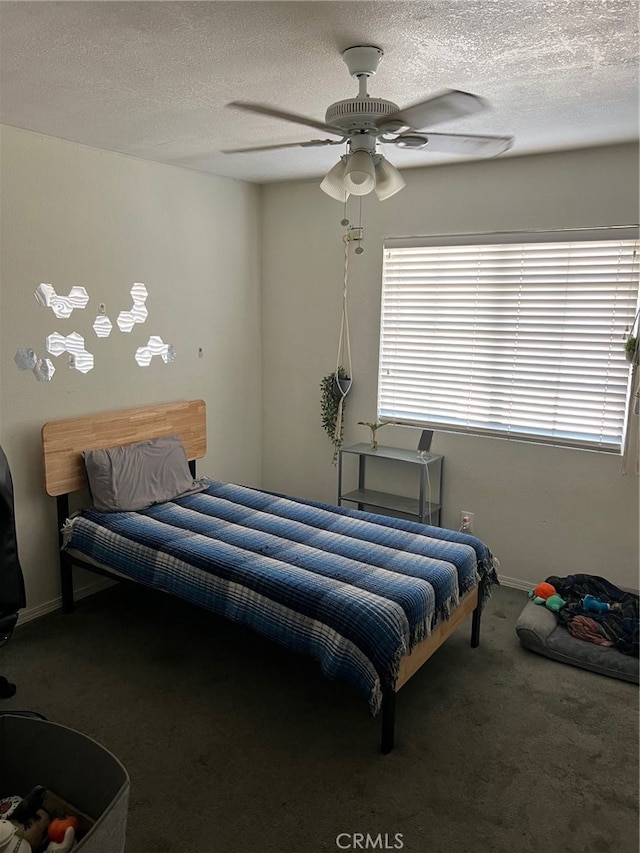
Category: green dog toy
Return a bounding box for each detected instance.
[528,581,566,612]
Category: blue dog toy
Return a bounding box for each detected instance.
[582,594,612,614]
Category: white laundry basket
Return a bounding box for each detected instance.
[0,714,129,853]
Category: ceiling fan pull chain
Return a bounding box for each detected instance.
[341,196,350,227]
[354,196,365,255]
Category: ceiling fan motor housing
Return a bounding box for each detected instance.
[325,98,400,132]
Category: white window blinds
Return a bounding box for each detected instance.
[379,229,640,452]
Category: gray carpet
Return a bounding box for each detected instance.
[1,583,638,853]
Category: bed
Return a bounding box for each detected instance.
[42,400,499,753]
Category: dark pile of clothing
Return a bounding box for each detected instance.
[546,573,639,657]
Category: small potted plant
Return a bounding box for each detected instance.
[320,367,351,463]
[357,420,387,451]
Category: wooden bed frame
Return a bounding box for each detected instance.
[42,399,484,754]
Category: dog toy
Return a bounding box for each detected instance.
[0,820,31,853]
[45,818,78,853]
[528,582,566,612]
[3,787,52,853]
[582,594,619,614]
[7,790,45,829]
[11,810,50,852]
[0,799,21,822]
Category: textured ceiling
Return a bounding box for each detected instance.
[1,1,638,183]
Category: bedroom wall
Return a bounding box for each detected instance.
[261,143,640,593]
[0,125,262,619]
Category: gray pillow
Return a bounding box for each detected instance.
[83,435,205,512]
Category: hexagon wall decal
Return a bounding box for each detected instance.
[46,332,67,357]
[45,331,94,373]
[93,315,113,338]
[117,282,148,332]
[33,358,56,382]
[135,336,174,367]
[35,283,89,319]
[71,350,95,374]
[14,348,37,371]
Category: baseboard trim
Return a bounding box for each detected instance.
[16,578,116,626]
[495,575,532,592]
[499,574,639,596]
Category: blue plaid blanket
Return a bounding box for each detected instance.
[63,479,498,713]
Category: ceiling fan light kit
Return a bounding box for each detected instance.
[373,156,406,200]
[343,150,376,195]
[225,43,514,204]
[319,156,350,202]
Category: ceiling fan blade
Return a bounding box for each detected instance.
[392,131,514,157]
[222,139,343,154]
[379,89,489,132]
[227,101,342,135]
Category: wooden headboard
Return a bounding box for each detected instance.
[42,399,206,496]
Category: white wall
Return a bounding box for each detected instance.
[0,126,262,618]
[261,144,640,592]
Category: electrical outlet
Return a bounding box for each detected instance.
[460,511,474,533]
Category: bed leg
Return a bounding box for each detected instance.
[57,495,75,614]
[60,553,75,614]
[380,688,396,754]
[471,604,481,648]
[471,578,486,648]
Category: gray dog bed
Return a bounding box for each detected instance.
[515,601,639,683]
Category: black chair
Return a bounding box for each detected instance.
[0,444,26,698]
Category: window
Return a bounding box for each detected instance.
[378,228,640,453]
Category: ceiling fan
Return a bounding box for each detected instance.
[224,45,514,201]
